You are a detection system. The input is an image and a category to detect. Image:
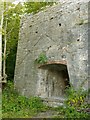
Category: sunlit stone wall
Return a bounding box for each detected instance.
[14,0,88,98]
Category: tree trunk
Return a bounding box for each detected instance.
[3,20,7,83]
[0,4,4,83]
[0,2,4,118]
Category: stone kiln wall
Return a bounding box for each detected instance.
[14,0,88,97]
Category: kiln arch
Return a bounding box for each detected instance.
[37,60,70,99]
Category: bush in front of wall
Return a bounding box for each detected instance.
[65,86,87,108]
[63,85,89,118]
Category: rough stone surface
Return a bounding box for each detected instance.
[14,0,89,105]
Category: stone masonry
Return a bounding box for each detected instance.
[14,0,89,104]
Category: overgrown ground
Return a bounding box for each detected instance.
[2,81,90,119]
[2,81,50,118]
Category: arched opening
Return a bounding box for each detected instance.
[37,61,70,100]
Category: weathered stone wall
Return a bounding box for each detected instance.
[14,0,88,98]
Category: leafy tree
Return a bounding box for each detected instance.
[2,2,23,81]
[0,1,4,83]
[5,2,23,80]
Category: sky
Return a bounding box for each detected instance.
[13,0,27,4]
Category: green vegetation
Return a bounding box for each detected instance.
[2,1,56,118]
[52,86,90,119]
[24,1,56,14]
[2,81,90,118]
[1,1,90,119]
[2,2,23,80]
[63,86,90,118]
[35,52,48,64]
[2,81,49,118]
[65,86,87,107]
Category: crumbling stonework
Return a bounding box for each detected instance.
[14,0,89,106]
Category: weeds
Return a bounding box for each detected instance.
[63,85,89,118]
[2,81,49,118]
[35,52,48,64]
[2,81,90,118]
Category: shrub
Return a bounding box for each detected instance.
[64,85,89,118]
[65,86,87,108]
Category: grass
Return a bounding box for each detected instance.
[2,81,49,118]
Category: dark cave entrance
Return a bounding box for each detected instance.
[38,61,70,99]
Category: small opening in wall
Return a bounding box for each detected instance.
[50,17,54,20]
[35,31,38,33]
[76,7,80,10]
[59,23,61,26]
[77,38,80,41]
[29,25,32,27]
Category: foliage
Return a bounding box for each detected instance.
[2,2,23,80]
[63,85,89,118]
[2,2,90,119]
[64,106,89,118]
[24,1,56,14]
[65,86,87,107]
[52,86,90,119]
[35,52,48,64]
[2,81,49,118]
[2,81,90,118]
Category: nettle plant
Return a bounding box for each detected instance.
[35,52,48,64]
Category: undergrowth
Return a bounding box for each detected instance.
[2,81,49,118]
[52,86,90,119]
[2,81,90,119]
